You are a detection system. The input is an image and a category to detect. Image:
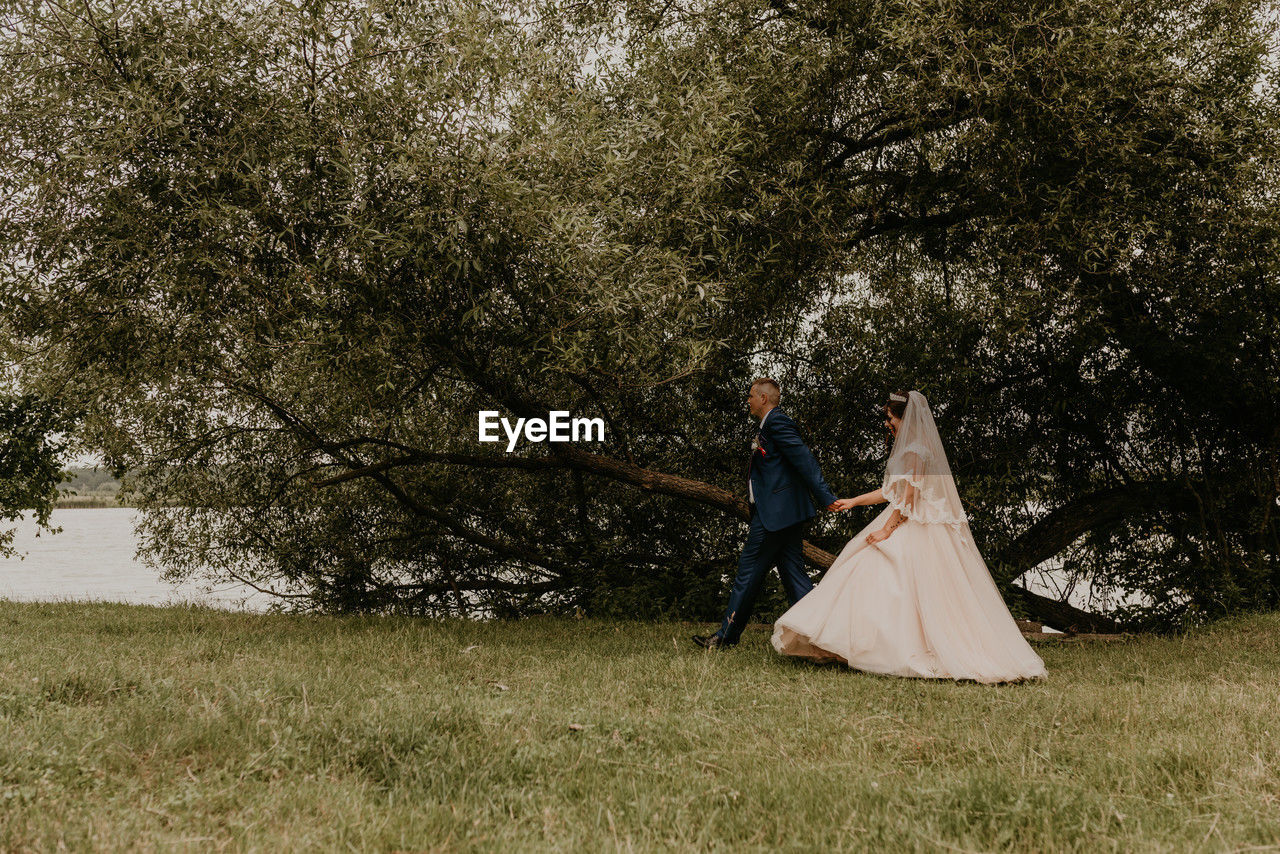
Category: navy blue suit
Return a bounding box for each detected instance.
[716,407,838,644]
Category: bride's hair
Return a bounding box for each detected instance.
[886,390,910,419]
[885,389,912,452]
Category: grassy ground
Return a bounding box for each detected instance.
[1,601,1278,852]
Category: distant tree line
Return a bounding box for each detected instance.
[59,468,122,494]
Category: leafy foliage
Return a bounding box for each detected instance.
[0,392,68,555]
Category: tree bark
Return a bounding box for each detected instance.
[994,481,1198,576]
[1009,585,1122,634]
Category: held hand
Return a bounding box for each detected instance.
[865,528,891,546]
[831,498,858,512]
[825,501,840,512]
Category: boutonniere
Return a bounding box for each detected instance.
[751,434,766,456]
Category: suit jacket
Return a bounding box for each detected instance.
[748,408,838,532]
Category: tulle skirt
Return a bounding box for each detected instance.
[772,509,1047,684]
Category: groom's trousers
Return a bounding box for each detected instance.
[716,504,812,645]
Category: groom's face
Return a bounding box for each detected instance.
[748,386,766,419]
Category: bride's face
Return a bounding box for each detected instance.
[884,409,901,437]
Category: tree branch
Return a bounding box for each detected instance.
[995,481,1200,577]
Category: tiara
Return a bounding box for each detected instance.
[889,393,908,403]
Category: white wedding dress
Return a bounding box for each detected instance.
[772,392,1047,684]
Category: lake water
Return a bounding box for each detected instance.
[0,508,275,611]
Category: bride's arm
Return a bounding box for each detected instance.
[830,488,887,511]
[867,482,916,543]
[867,508,907,544]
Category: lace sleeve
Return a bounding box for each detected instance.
[881,443,968,527]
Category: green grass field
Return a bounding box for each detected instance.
[1,600,1278,851]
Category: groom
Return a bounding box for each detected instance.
[693,378,839,650]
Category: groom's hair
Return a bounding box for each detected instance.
[751,377,781,405]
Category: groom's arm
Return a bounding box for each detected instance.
[766,413,839,508]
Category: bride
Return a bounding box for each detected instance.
[771,390,1047,684]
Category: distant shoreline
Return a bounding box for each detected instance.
[56,467,134,510]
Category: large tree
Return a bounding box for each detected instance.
[1,0,1276,629]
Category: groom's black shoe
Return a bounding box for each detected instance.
[692,633,731,650]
